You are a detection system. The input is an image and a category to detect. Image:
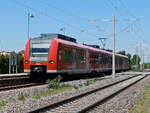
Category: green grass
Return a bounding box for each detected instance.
[32,95,41,99]
[31,77,74,100]
[130,81,150,113]
[73,77,109,89]
[0,86,73,108]
[132,69,144,72]
[73,85,80,89]
[93,77,107,82]
[18,95,26,101]
[32,86,73,100]
[32,77,109,100]
[84,80,92,86]
[0,101,8,107]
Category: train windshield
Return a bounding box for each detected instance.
[31,48,49,53]
[30,38,51,61]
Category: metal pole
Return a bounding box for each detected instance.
[28,13,30,39]
[16,57,18,73]
[112,15,115,78]
[9,55,11,74]
[136,45,138,69]
[143,49,144,70]
[12,66,14,74]
[140,42,143,70]
[16,54,17,73]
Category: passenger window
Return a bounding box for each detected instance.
[64,49,74,63]
[76,51,85,63]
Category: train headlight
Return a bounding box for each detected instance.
[49,60,54,64]
[25,60,29,64]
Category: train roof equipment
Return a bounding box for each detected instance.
[32,33,77,43]
[83,44,100,49]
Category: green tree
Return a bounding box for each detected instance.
[117,51,126,55]
[17,50,24,73]
[0,55,9,74]
[143,63,150,69]
[131,54,140,69]
[118,50,132,69]
[126,53,132,69]
[0,50,24,74]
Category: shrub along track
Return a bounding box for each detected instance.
[27,73,148,113]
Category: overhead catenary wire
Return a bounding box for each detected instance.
[9,0,99,38]
[38,0,88,21]
[108,0,149,61]
[107,0,145,41]
[107,0,126,19]
[117,0,146,42]
[36,0,112,37]
[118,0,135,17]
[106,0,129,37]
[10,0,133,43]
[8,0,147,52]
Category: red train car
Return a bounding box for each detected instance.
[24,33,129,76]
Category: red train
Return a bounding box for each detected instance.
[24,33,129,77]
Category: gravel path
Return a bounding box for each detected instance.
[88,74,150,113]
[0,72,143,113]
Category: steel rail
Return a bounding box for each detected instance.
[0,76,31,89]
[78,73,149,113]
[0,83,46,91]
[0,75,29,80]
[28,74,143,113]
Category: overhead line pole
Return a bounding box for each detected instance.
[140,42,143,71]
[136,45,139,69]
[27,13,34,39]
[142,48,144,70]
[112,15,116,78]
[28,13,30,39]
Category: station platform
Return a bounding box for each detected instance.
[0,73,29,78]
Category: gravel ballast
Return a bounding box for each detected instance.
[0,72,146,113]
[88,74,150,113]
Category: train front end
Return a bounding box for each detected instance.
[24,35,58,76]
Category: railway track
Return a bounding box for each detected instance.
[0,82,46,91]
[27,73,149,113]
[0,75,30,88]
[0,72,121,91]
[0,73,28,79]
[0,73,46,91]
[0,71,134,91]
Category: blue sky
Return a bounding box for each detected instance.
[0,0,149,57]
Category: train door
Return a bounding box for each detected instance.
[90,52,97,71]
[72,48,76,70]
[97,53,101,70]
[57,44,63,70]
[101,53,105,70]
[76,49,86,70]
[85,49,89,70]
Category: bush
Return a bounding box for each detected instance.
[46,76,62,89]
[0,101,7,107]
[73,85,80,89]
[84,80,91,86]
[18,95,25,101]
